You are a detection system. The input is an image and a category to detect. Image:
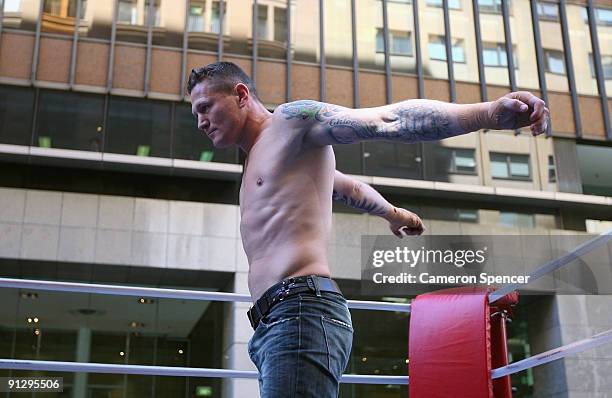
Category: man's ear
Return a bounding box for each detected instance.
[235,83,250,107]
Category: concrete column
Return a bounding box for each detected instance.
[221,271,259,398]
[72,327,92,398]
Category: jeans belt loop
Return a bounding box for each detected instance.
[308,276,321,297]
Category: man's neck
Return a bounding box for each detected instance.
[238,101,272,154]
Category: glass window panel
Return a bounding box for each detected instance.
[257,4,267,39]
[116,0,148,43]
[452,39,465,63]
[393,32,412,55]
[79,0,113,40]
[387,0,415,73]
[375,29,384,53]
[479,3,509,85]
[509,154,530,177]
[290,1,320,63]
[483,45,500,66]
[539,3,568,91]
[537,1,558,21]
[106,96,171,158]
[152,0,186,47]
[35,90,105,152]
[428,35,446,60]
[4,0,22,12]
[3,0,41,31]
[544,49,565,75]
[427,0,461,10]
[188,0,226,51]
[454,148,476,172]
[596,7,612,25]
[173,103,237,163]
[325,0,352,67]
[333,144,363,175]
[490,153,509,178]
[0,85,34,146]
[274,6,287,43]
[479,0,502,14]
[258,3,287,60]
[364,141,422,179]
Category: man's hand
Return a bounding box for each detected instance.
[487,91,549,135]
[384,207,425,238]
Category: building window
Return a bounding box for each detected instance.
[428,35,465,63]
[43,0,86,18]
[187,3,204,31]
[548,155,556,183]
[499,212,535,228]
[457,209,479,223]
[210,1,222,33]
[537,2,559,21]
[118,0,159,26]
[105,97,171,158]
[426,0,461,10]
[35,90,105,152]
[274,7,288,42]
[478,0,510,14]
[376,29,413,56]
[0,85,35,146]
[4,0,21,12]
[544,49,565,75]
[593,7,612,26]
[257,4,268,39]
[490,153,531,180]
[588,54,612,79]
[482,43,519,69]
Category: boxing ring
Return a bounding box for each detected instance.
[0,230,611,395]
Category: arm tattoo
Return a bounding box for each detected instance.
[281,100,455,144]
[332,189,388,216]
[280,100,341,122]
[325,105,453,144]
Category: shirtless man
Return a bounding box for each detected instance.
[188,62,549,397]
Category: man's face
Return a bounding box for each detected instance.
[190,81,243,148]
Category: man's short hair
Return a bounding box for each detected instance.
[187,61,259,99]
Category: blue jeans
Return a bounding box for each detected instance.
[248,291,354,397]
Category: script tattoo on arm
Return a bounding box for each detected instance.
[331,188,388,216]
[280,100,456,144]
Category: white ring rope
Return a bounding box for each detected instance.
[489,230,612,303]
[0,326,610,385]
[0,359,409,385]
[491,327,612,379]
[0,278,412,313]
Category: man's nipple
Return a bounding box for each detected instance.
[256,177,263,186]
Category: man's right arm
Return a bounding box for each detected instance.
[333,170,424,237]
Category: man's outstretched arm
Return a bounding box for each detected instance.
[277,91,549,146]
[333,170,424,237]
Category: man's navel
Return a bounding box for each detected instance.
[256,177,263,186]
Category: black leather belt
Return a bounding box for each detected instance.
[247,275,342,330]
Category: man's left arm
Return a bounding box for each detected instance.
[333,170,424,237]
[278,91,549,147]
